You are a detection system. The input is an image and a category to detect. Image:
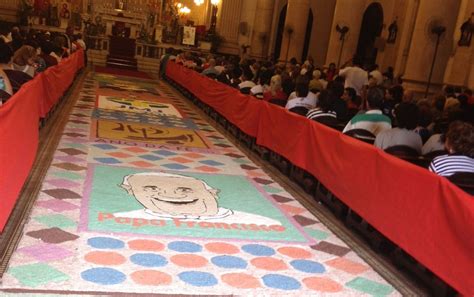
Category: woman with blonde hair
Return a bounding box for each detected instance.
[12,45,37,77]
[263,74,287,102]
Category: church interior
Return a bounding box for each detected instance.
[0,0,473,296]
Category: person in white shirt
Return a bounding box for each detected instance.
[238,69,256,90]
[113,172,281,226]
[369,64,384,86]
[338,59,368,96]
[285,79,317,110]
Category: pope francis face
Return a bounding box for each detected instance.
[121,174,219,216]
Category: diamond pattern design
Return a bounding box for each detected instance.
[26,228,79,244]
[58,148,86,156]
[162,163,189,170]
[52,163,87,171]
[42,189,82,199]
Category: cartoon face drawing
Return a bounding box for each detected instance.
[121,173,219,217]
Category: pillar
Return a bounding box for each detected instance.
[250,0,276,58]
[279,0,310,62]
[443,0,474,88]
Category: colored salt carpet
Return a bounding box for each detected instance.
[0,69,402,296]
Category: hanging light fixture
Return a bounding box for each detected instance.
[210,0,220,5]
[194,0,204,6]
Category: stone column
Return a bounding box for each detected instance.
[279,0,310,62]
[250,0,276,58]
[443,0,474,88]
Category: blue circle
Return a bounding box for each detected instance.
[81,268,126,285]
[87,237,125,249]
[178,271,218,287]
[211,255,247,269]
[130,253,168,267]
[242,244,275,256]
[168,241,202,253]
[262,274,301,290]
[290,260,326,274]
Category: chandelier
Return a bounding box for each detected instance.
[194,0,204,5]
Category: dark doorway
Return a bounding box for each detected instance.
[274,5,287,62]
[355,3,383,67]
[302,9,313,62]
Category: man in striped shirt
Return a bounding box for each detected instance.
[343,87,392,136]
[429,121,474,176]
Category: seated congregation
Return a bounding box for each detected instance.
[0,25,86,105]
[162,49,474,189]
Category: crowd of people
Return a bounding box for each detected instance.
[162,49,474,179]
[0,25,86,105]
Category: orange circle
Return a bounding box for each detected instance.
[277,247,312,259]
[170,254,208,268]
[131,270,172,286]
[221,273,261,289]
[128,239,164,252]
[250,257,288,271]
[205,242,239,254]
[84,251,126,266]
[303,277,343,292]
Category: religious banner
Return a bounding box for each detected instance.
[81,165,308,243]
[182,26,196,46]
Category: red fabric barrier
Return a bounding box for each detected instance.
[0,78,40,231]
[40,49,85,117]
[166,61,474,296]
[0,50,84,232]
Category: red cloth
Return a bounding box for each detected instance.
[0,49,84,232]
[166,61,474,296]
[0,78,40,231]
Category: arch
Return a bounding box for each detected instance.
[355,2,384,67]
[273,4,287,61]
[301,9,314,62]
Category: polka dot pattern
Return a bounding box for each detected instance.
[168,241,203,253]
[84,251,126,266]
[171,254,208,268]
[87,237,125,249]
[221,273,261,289]
[211,255,247,269]
[178,271,218,287]
[290,260,326,274]
[81,268,126,285]
[128,239,164,252]
[131,270,172,286]
[277,247,312,259]
[242,244,275,256]
[303,277,343,292]
[130,253,168,267]
[205,242,240,254]
[251,257,288,271]
[262,274,301,290]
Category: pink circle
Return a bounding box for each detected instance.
[84,251,126,266]
[303,277,343,292]
[128,239,164,252]
[222,273,261,289]
[170,254,208,268]
[131,270,172,286]
[277,247,312,259]
[204,242,239,254]
[251,257,288,271]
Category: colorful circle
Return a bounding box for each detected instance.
[128,239,164,252]
[168,241,202,253]
[290,260,326,274]
[251,257,288,271]
[221,273,261,289]
[277,247,312,259]
[87,237,125,249]
[84,251,126,266]
[262,274,301,290]
[303,277,343,292]
[211,255,247,269]
[178,271,218,287]
[130,253,168,267]
[204,242,239,254]
[171,254,208,268]
[81,267,126,285]
[242,244,275,256]
[131,270,172,286]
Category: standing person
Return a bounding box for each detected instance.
[338,58,368,96]
[325,63,337,82]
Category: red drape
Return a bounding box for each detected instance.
[0,49,84,232]
[166,61,474,296]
